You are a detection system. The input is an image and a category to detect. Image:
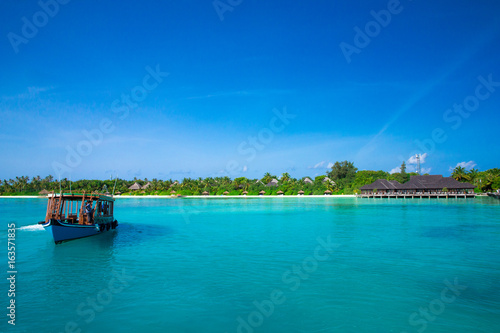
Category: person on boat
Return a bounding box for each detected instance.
[102,201,108,215]
[85,201,94,223]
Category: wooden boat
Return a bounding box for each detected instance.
[39,192,118,244]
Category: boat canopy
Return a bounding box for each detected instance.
[45,192,114,225]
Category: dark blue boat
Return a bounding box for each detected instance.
[39,192,118,244]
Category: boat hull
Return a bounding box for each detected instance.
[42,218,117,244]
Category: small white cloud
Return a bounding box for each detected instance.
[389,167,401,174]
[327,162,334,169]
[421,167,432,174]
[242,165,248,172]
[449,161,476,172]
[406,165,416,173]
[407,153,427,164]
[309,161,325,169]
[7,86,53,100]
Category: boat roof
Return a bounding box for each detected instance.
[47,193,115,202]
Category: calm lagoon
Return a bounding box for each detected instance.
[1,197,499,333]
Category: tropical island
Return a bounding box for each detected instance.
[1,161,499,196]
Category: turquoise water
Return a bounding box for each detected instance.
[1,197,500,333]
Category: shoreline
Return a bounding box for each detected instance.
[122,195,357,198]
[0,192,485,200]
[1,194,489,199]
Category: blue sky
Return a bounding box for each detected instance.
[1,0,499,181]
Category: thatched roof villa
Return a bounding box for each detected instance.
[266,179,279,187]
[128,182,141,190]
[322,177,335,185]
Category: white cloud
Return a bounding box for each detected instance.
[309,161,325,169]
[391,163,430,174]
[449,161,476,172]
[242,165,248,172]
[327,162,334,169]
[389,167,401,174]
[406,165,416,173]
[407,153,427,164]
[421,167,432,174]
[2,86,53,101]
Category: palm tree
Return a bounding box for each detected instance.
[467,168,479,184]
[262,172,274,184]
[15,176,29,192]
[480,171,496,192]
[281,172,291,183]
[233,177,249,190]
[452,166,467,182]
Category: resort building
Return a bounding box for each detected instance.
[322,177,335,185]
[266,178,279,187]
[304,177,313,184]
[359,175,476,198]
[128,182,142,191]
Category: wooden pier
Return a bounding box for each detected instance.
[487,193,500,200]
[357,193,476,199]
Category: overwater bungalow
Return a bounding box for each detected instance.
[359,175,476,198]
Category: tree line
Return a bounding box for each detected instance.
[1,161,499,196]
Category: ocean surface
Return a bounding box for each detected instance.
[1,197,500,333]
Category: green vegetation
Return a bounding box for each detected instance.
[451,166,500,193]
[1,162,499,196]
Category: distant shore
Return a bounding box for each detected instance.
[0,195,357,199]
[118,195,357,198]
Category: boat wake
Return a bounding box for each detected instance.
[17,224,44,231]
